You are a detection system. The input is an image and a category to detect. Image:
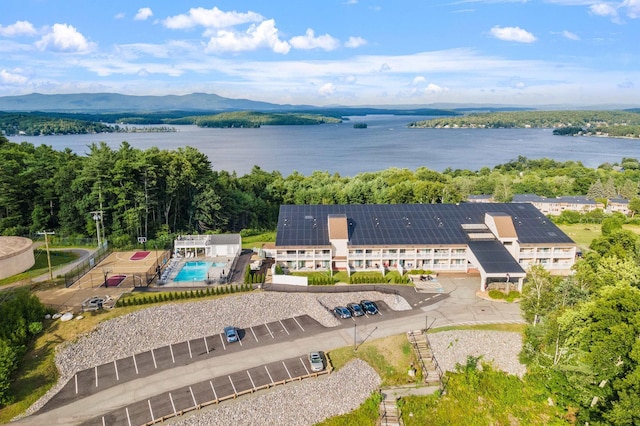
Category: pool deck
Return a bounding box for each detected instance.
[157,256,231,287]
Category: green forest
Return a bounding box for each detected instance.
[0,111,341,136]
[409,110,640,138]
[1,134,639,245]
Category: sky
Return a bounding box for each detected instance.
[1,0,640,107]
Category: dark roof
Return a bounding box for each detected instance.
[276,203,574,247]
[468,240,525,275]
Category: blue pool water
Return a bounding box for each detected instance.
[174,261,212,282]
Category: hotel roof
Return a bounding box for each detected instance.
[276,203,574,247]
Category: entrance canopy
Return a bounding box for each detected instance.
[467,240,526,291]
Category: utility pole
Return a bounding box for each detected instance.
[353,323,357,351]
[38,231,55,281]
[91,211,103,248]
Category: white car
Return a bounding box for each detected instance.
[308,351,324,372]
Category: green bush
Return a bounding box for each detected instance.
[488,289,506,300]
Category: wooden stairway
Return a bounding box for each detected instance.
[406,330,442,386]
[379,391,402,426]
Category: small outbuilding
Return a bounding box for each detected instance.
[0,236,35,280]
[173,234,242,258]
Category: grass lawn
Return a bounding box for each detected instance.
[557,223,640,252]
[0,250,79,286]
[241,231,275,249]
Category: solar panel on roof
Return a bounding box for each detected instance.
[275,203,574,247]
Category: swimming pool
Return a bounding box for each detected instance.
[174,261,212,282]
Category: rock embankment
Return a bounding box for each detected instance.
[428,329,526,377]
[172,359,381,426]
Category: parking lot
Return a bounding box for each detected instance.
[79,355,328,426]
[40,300,405,414]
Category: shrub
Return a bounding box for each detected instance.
[488,289,506,300]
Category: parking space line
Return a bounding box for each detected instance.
[125,407,132,426]
[169,392,177,414]
[209,380,218,400]
[133,354,139,375]
[238,335,243,347]
[250,326,258,342]
[247,371,256,389]
[170,344,175,363]
[265,366,274,384]
[228,376,237,394]
[95,366,98,387]
[264,323,275,339]
[148,400,155,422]
[188,340,193,359]
[114,360,119,381]
[220,334,226,350]
[282,361,292,380]
[279,320,290,335]
[151,349,158,369]
[300,357,310,375]
[101,416,105,426]
[204,336,210,354]
[74,374,78,394]
[189,386,197,407]
[292,317,305,331]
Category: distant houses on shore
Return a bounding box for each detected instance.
[467,194,630,216]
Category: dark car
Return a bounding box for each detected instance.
[360,300,379,315]
[224,325,239,343]
[347,302,365,317]
[333,306,352,319]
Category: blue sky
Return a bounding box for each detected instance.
[1,0,639,106]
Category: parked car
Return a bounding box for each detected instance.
[333,306,352,319]
[360,300,379,315]
[224,325,239,343]
[308,351,324,372]
[347,302,365,317]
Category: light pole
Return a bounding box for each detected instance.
[90,211,102,248]
[37,230,55,281]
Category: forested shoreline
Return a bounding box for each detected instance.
[1,133,639,245]
[409,110,640,139]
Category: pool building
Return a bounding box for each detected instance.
[274,203,577,291]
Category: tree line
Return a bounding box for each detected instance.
[1,135,639,245]
[518,217,640,424]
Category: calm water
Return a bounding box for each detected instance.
[174,261,212,282]
[10,115,638,176]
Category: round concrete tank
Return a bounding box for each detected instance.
[0,236,35,280]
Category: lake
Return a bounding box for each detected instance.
[9,115,638,177]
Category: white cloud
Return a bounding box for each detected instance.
[114,12,126,20]
[490,26,537,43]
[289,29,340,51]
[205,19,290,54]
[134,8,153,21]
[412,76,427,85]
[621,0,640,18]
[345,36,367,48]
[561,30,580,40]
[163,7,263,30]
[35,24,94,53]
[590,3,618,17]
[0,69,28,85]
[425,83,449,94]
[318,82,336,96]
[379,63,391,72]
[0,20,37,37]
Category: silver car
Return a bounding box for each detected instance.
[308,351,324,372]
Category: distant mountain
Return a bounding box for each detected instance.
[0,92,297,113]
